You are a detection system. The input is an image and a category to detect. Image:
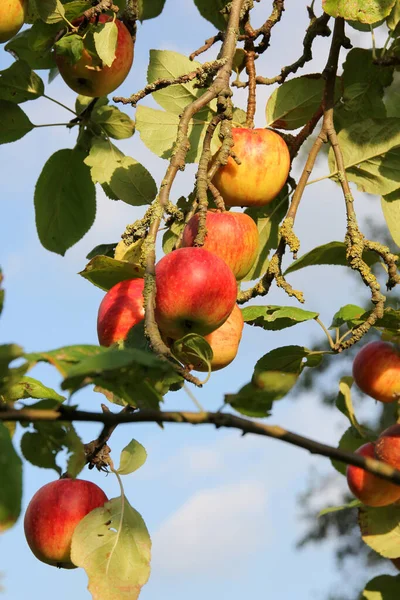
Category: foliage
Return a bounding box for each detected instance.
[2,1,400,600]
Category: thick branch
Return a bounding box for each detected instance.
[4,407,400,486]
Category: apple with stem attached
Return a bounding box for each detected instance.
[352,341,400,403]
[97,278,144,346]
[181,210,259,280]
[155,247,238,340]
[0,0,27,43]
[55,15,134,97]
[24,478,108,568]
[212,128,290,207]
[346,442,400,507]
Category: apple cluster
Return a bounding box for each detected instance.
[97,129,290,372]
[346,341,400,507]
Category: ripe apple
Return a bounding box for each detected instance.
[0,0,27,43]
[352,341,400,403]
[193,304,244,372]
[375,424,400,471]
[346,442,400,507]
[181,210,259,280]
[55,15,134,97]
[97,278,144,346]
[155,247,238,339]
[24,478,108,568]
[212,128,290,207]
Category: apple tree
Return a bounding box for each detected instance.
[2,0,400,598]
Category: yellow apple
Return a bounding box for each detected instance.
[0,0,27,43]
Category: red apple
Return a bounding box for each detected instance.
[346,442,400,507]
[55,15,134,97]
[97,278,144,346]
[181,210,259,280]
[0,0,26,43]
[155,247,238,339]
[24,478,108,568]
[352,341,400,403]
[193,304,244,372]
[375,424,400,471]
[212,128,290,207]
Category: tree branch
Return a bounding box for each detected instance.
[4,407,400,486]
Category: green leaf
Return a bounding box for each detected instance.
[20,421,85,477]
[117,439,147,475]
[226,345,320,417]
[322,0,396,23]
[0,344,29,398]
[318,499,361,517]
[110,157,157,206]
[91,105,135,139]
[79,255,144,291]
[359,503,400,558]
[6,376,65,402]
[382,189,400,248]
[328,118,400,196]
[71,496,151,600]
[0,61,44,103]
[63,0,91,20]
[284,241,380,275]
[148,50,215,114]
[0,100,34,144]
[362,574,400,599]
[162,221,184,254]
[54,34,84,64]
[136,105,217,163]
[171,334,213,371]
[193,0,230,30]
[266,75,339,130]
[25,345,103,377]
[36,0,66,23]
[84,138,156,204]
[93,20,118,67]
[114,238,144,263]
[335,376,364,432]
[388,1,400,30]
[335,49,393,128]
[242,305,319,331]
[5,30,55,70]
[331,426,369,475]
[35,147,96,255]
[0,423,22,533]
[243,188,289,281]
[329,304,367,328]
[138,0,166,20]
[86,243,118,260]
[84,138,125,184]
[76,94,108,115]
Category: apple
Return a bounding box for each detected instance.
[155,247,238,340]
[212,128,290,207]
[97,278,144,346]
[24,478,108,568]
[193,304,244,372]
[55,15,134,97]
[375,424,400,471]
[352,341,400,403]
[0,0,27,43]
[346,442,400,507]
[181,210,259,280]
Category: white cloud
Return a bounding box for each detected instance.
[152,481,269,577]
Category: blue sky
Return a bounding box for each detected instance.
[0,2,396,599]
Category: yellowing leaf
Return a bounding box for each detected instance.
[71,496,151,600]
